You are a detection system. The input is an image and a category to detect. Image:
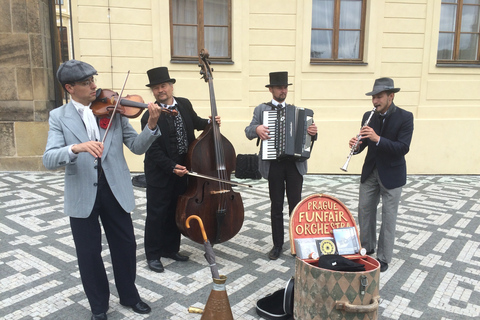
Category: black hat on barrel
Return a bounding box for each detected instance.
[265,71,292,87]
[146,67,176,87]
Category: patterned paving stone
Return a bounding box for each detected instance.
[0,172,479,319]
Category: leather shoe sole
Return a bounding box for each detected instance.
[268,246,282,260]
[162,252,189,262]
[147,259,164,273]
[91,312,107,320]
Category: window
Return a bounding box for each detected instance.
[57,26,69,62]
[170,0,231,62]
[438,0,480,64]
[311,0,366,63]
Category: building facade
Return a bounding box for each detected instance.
[2,0,480,174]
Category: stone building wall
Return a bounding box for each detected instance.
[0,0,58,171]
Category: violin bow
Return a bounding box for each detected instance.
[187,171,253,188]
[101,70,130,144]
[94,71,130,164]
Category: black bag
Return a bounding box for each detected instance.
[131,174,147,188]
[256,277,294,320]
[235,154,262,179]
[318,254,366,272]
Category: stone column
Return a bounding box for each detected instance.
[0,0,59,171]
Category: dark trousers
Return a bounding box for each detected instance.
[144,175,187,260]
[268,160,303,248]
[70,175,140,314]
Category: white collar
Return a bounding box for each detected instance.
[272,100,285,108]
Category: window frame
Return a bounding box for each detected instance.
[310,0,367,64]
[169,0,232,63]
[437,0,480,65]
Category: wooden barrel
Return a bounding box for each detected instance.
[294,256,380,320]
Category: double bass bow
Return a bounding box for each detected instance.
[175,49,245,245]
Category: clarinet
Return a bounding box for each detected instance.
[340,107,376,172]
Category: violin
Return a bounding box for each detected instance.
[91,88,178,118]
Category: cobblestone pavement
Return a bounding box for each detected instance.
[1,171,479,320]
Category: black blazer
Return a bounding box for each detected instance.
[358,103,414,190]
[141,97,209,188]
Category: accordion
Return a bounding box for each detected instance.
[262,105,314,161]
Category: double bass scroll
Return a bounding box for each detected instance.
[175,49,245,245]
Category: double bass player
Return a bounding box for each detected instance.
[141,66,221,273]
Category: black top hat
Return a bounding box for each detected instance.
[265,71,292,87]
[146,67,176,87]
[365,77,400,96]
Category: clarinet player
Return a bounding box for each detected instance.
[348,77,414,272]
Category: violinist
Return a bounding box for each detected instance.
[43,59,162,320]
[141,66,220,273]
[245,71,318,260]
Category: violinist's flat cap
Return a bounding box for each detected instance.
[57,59,97,84]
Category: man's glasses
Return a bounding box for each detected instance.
[74,77,96,87]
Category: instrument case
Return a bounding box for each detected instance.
[289,194,380,320]
[255,277,294,320]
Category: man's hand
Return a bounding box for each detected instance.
[209,115,221,126]
[146,102,163,130]
[359,125,379,144]
[307,123,317,136]
[173,164,188,177]
[255,125,271,141]
[72,141,104,158]
[349,137,361,150]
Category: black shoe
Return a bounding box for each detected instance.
[378,260,388,272]
[366,249,375,255]
[91,313,107,320]
[147,259,164,273]
[162,252,189,262]
[123,300,151,314]
[268,246,282,260]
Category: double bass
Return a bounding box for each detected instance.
[175,49,245,245]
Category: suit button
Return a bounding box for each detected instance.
[94,183,98,187]
[94,165,98,169]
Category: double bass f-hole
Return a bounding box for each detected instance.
[175,49,245,245]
